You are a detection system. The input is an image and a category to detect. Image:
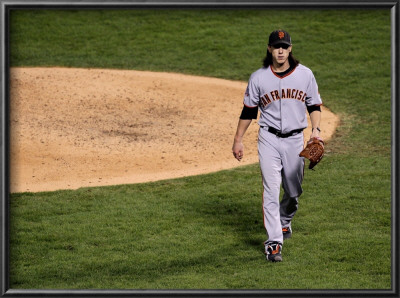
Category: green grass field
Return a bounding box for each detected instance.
[9,9,392,290]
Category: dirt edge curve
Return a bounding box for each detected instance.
[10,67,339,193]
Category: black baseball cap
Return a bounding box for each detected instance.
[268,30,292,47]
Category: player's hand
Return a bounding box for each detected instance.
[232,141,244,161]
[307,135,325,149]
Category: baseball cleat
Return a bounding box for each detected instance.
[282,226,292,240]
[264,241,282,262]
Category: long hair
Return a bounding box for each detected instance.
[262,50,300,68]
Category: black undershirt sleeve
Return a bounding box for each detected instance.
[307,105,321,115]
[240,104,319,119]
[240,105,258,119]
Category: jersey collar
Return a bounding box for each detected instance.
[270,64,297,79]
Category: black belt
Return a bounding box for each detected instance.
[262,126,303,138]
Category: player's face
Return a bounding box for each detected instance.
[268,44,292,66]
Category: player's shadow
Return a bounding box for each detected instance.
[180,170,266,255]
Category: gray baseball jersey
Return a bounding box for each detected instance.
[243,64,322,246]
[243,64,322,133]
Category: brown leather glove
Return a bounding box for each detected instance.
[299,137,325,169]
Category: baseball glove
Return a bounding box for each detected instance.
[299,137,325,169]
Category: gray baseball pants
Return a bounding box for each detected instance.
[258,127,305,244]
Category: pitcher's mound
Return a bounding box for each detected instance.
[9,67,339,193]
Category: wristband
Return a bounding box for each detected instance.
[312,127,321,132]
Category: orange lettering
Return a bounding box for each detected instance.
[297,91,303,100]
[261,96,267,107]
[274,90,280,100]
[281,89,286,99]
[260,94,272,107]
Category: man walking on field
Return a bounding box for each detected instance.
[232,30,323,262]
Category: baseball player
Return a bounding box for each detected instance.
[232,30,322,262]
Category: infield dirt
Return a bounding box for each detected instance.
[9,67,339,193]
